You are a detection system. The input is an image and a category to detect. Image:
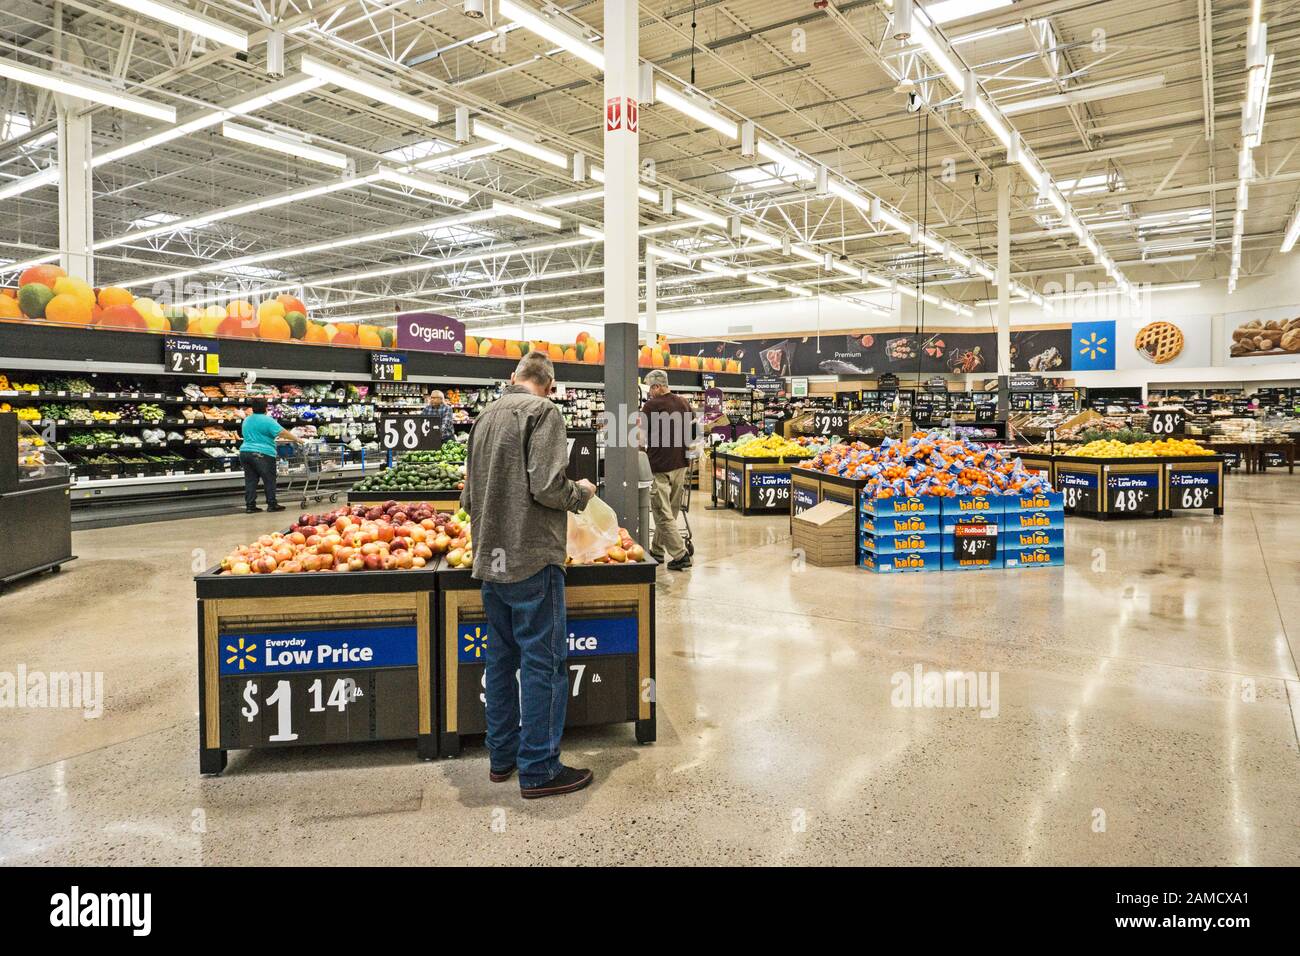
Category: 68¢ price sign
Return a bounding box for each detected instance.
[379,414,443,452]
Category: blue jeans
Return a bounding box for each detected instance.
[240,451,278,509]
[480,564,568,787]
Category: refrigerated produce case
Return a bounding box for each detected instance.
[0,413,75,587]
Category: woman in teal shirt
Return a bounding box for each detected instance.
[239,400,302,513]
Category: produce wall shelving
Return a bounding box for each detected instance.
[0,322,743,513]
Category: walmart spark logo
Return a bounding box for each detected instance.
[462,626,488,660]
[1078,330,1108,361]
[225,637,257,671]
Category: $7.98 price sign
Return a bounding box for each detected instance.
[380,414,441,451]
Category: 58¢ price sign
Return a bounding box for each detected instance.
[379,414,443,451]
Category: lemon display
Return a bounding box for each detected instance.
[726,433,814,460]
[1072,437,1213,458]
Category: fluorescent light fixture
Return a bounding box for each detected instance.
[222,122,349,168]
[587,165,659,202]
[1002,75,1165,116]
[473,120,568,168]
[0,59,176,123]
[300,55,439,124]
[1280,203,1300,253]
[418,142,507,171]
[785,285,813,297]
[675,200,727,227]
[101,0,248,50]
[924,0,1013,25]
[378,168,471,203]
[646,243,692,266]
[746,274,779,288]
[493,200,562,229]
[94,76,325,165]
[99,173,378,250]
[755,140,815,181]
[653,82,738,139]
[499,0,606,70]
[541,187,603,207]
[0,166,58,199]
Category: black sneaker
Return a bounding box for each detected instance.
[489,764,516,783]
[667,555,692,571]
[520,765,593,799]
[266,504,286,512]
[245,506,262,513]
[650,551,665,563]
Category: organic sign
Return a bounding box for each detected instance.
[395,313,466,354]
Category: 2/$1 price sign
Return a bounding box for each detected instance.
[379,414,443,452]
[164,336,219,375]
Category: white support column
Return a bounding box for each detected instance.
[996,171,1011,376]
[57,101,94,284]
[602,0,641,537]
[644,250,656,339]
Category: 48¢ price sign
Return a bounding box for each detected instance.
[379,414,442,452]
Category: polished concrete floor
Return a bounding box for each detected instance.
[1,475,1297,865]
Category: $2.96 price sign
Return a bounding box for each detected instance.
[379,414,442,452]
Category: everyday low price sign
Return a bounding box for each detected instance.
[164,337,219,375]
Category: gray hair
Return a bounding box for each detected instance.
[644,369,669,389]
[514,350,555,386]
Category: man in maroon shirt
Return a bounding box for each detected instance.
[641,369,695,570]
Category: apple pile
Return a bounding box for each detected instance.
[219,502,470,574]
[567,527,648,565]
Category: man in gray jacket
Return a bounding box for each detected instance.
[460,351,597,798]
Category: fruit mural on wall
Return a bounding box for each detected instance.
[2,270,723,371]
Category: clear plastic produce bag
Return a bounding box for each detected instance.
[567,494,620,564]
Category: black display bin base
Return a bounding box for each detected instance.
[436,561,657,759]
[0,480,76,590]
[195,564,439,775]
[195,551,658,774]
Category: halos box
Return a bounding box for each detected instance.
[860,495,942,519]
[939,495,1003,531]
[1003,545,1065,569]
[1002,491,1065,531]
[860,530,943,555]
[1005,526,1065,549]
[860,550,941,573]
[859,510,942,536]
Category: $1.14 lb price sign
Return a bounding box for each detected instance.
[379,414,443,452]
[217,624,419,748]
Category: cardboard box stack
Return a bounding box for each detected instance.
[792,500,856,567]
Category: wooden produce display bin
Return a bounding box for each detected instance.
[195,563,439,775]
[791,500,856,567]
[347,486,463,513]
[436,561,657,757]
[1163,456,1226,515]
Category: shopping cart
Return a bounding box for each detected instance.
[277,440,345,507]
[678,478,695,557]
